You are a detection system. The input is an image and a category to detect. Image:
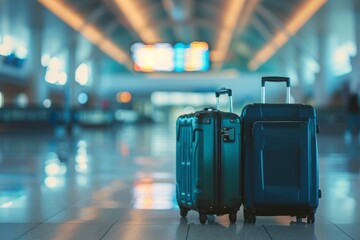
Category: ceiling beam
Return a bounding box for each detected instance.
[48,5,107,58]
[256,4,319,63]
[211,0,245,69]
[156,18,220,29]
[250,15,299,72]
[234,0,261,38]
[162,0,195,42]
[37,0,132,69]
[248,0,327,71]
[77,19,120,66]
[249,15,273,41]
[111,0,161,44]
[102,0,141,42]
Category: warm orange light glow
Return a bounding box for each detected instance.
[37,0,131,68]
[119,142,130,156]
[81,25,103,44]
[213,0,245,63]
[117,92,132,103]
[212,30,233,62]
[133,63,141,72]
[100,39,129,64]
[138,177,154,184]
[249,0,327,71]
[185,42,209,71]
[38,0,84,30]
[114,0,160,43]
[191,41,209,49]
[210,50,223,62]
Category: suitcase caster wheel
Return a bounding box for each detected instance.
[307,214,315,224]
[249,214,256,223]
[199,213,207,224]
[229,212,237,223]
[180,207,188,218]
[243,209,256,224]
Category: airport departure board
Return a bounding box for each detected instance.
[131,42,210,72]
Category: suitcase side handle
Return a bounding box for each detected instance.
[215,88,233,112]
[261,76,291,104]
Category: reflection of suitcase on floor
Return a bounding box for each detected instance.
[241,77,321,223]
[176,88,241,224]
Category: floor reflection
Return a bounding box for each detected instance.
[0,188,26,208]
[345,139,360,173]
[0,125,359,239]
[133,177,176,210]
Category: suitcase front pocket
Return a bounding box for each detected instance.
[252,121,310,206]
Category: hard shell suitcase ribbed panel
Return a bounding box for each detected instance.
[176,89,241,224]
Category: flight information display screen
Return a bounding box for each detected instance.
[131,42,210,72]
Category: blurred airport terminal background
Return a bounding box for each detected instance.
[0,0,360,239]
[0,0,358,132]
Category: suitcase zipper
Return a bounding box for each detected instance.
[216,111,222,212]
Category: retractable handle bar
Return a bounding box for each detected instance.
[215,88,233,112]
[261,76,291,104]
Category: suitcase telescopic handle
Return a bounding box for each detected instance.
[215,88,232,97]
[261,76,291,104]
[215,88,233,112]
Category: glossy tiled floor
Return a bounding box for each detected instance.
[0,123,359,240]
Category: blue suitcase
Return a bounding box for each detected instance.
[176,89,242,224]
[241,77,321,224]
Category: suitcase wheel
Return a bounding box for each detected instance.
[199,213,207,224]
[243,209,256,224]
[307,214,315,224]
[179,207,188,218]
[229,212,237,223]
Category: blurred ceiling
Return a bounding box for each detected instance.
[38,0,327,74]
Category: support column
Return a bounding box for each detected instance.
[64,32,77,126]
[314,3,333,107]
[294,47,306,103]
[350,0,360,93]
[90,48,102,108]
[0,0,8,34]
[30,2,47,106]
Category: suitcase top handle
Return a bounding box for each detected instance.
[261,76,291,104]
[215,88,232,97]
[261,76,290,87]
[215,88,233,112]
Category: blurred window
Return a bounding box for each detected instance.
[333,42,356,76]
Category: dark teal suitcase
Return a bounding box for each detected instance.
[176,89,241,224]
[241,77,321,224]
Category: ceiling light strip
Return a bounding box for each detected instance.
[113,0,160,43]
[248,0,327,71]
[38,0,131,68]
[212,0,245,65]
[236,0,261,36]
